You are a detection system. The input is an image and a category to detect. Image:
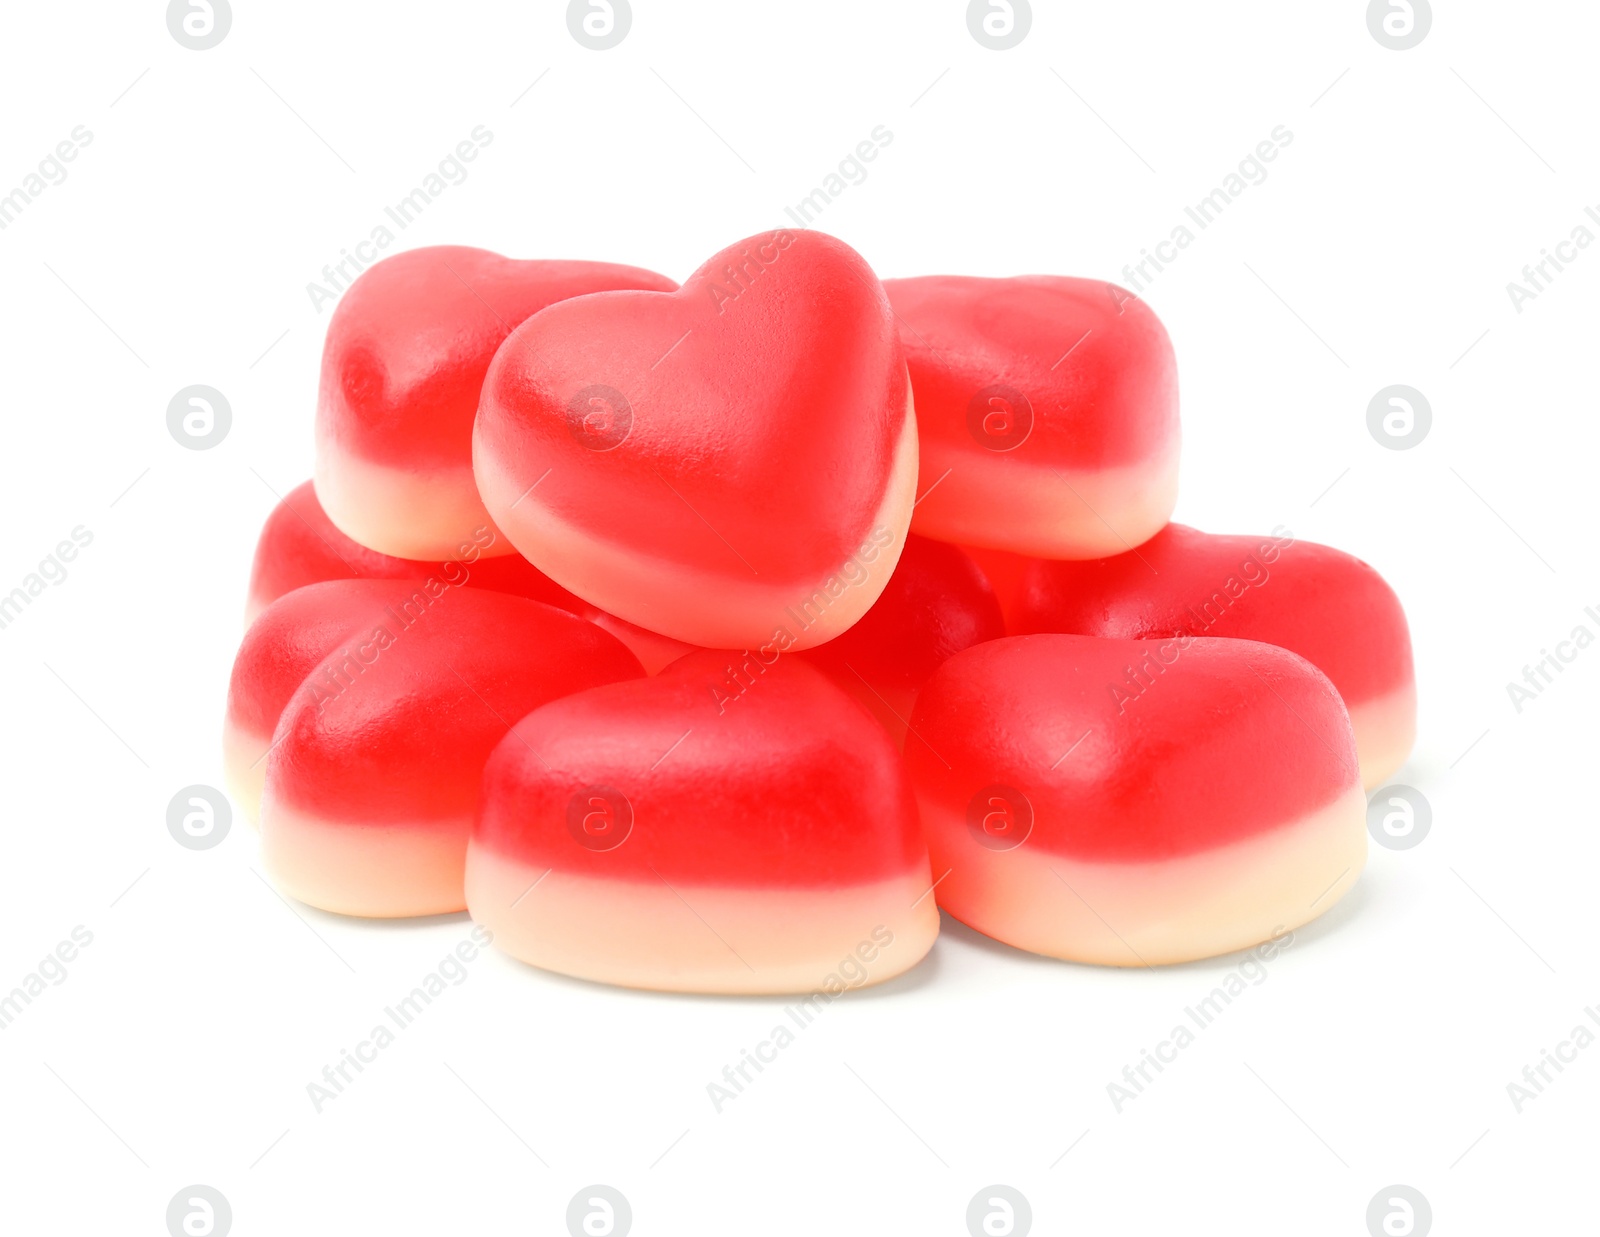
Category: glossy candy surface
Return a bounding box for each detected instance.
[905,634,1366,965]
[244,479,699,674]
[227,229,1407,985]
[799,534,1004,743]
[316,246,676,559]
[474,230,917,650]
[226,580,404,822]
[260,589,644,917]
[1014,524,1415,786]
[245,480,582,624]
[885,275,1180,558]
[467,652,938,992]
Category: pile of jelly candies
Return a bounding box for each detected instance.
[226,230,1412,992]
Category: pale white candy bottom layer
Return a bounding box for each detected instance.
[315,437,512,561]
[222,720,270,827]
[1348,681,1417,789]
[914,440,1181,560]
[921,783,1367,967]
[262,801,469,917]
[465,844,941,994]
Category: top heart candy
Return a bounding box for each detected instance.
[315,246,677,560]
[473,230,917,651]
[884,275,1180,559]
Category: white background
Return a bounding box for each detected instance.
[0,1,1595,1233]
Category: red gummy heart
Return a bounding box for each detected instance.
[260,588,644,917]
[245,480,584,624]
[798,533,1004,743]
[316,246,675,559]
[1013,524,1415,787]
[474,229,917,650]
[467,651,938,992]
[226,579,406,822]
[884,275,1180,559]
[906,634,1365,965]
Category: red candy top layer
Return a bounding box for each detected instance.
[907,634,1359,862]
[268,590,644,821]
[799,534,1003,693]
[475,230,909,584]
[318,246,676,468]
[1014,525,1414,706]
[247,481,584,615]
[228,580,402,739]
[474,651,926,886]
[884,275,1178,468]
